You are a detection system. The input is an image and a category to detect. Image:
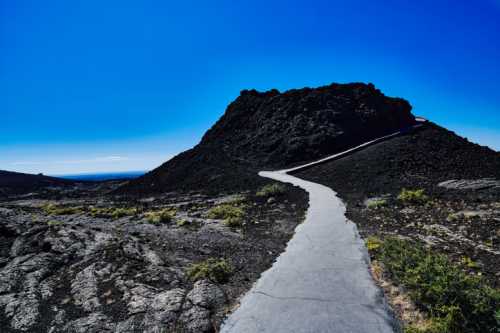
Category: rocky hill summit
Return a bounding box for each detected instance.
[119,83,416,194]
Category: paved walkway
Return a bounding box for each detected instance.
[219,131,418,333]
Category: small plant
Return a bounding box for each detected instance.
[446,213,458,222]
[460,256,479,269]
[176,219,188,227]
[256,183,286,198]
[42,203,83,215]
[367,199,387,209]
[112,207,138,219]
[186,258,232,283]
[47,220,64,227]
[365,236,383,251]
[207,203,245,228]
[207,204,244,220]
[88,206,138,219]
[398,189,429,205]
[224,216,243,228]
[145,208,176,224]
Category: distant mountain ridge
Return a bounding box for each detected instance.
[118,82,416,194]
[0,170,75,197]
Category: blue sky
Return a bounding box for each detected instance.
[1,0,499,175]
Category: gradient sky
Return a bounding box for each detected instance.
[1,0,499,175]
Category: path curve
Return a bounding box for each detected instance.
[221,126,425,333]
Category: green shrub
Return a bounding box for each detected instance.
[461,256,479,269]
[207,203,245,228]
[88,206,138,219]
[224,216,243,228]
[47,220,64,227]
[365,236,383,251]
[43,203,83,215]
[207,204,244,220]
[186,258,232,283]
[111,207,138,219]
[367,199,388,209]
[176,219,188,227]
[373,237,500,332]
[256,183,286,198]
[145,208,176,224]
[398,189,429,205]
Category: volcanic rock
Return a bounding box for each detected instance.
[119,82,415,194]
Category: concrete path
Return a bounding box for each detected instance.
[219,129,422,333]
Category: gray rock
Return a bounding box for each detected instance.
[178,305,212,333]
[4,292,39,331]
[438,178,500,191]
[151,288,186,323]
[71,264,101,312]
[62,312,115,333]
[186,280,226,310]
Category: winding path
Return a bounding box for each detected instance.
[220,128,426,333]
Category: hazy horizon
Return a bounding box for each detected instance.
[2,0,499,175]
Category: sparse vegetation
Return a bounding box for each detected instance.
[186,258,232,283]
[42,203,83,215]
[47,220,64,227]
[256,183,286,198]
[460,256,479,269]
[367,199,387,209]
[176,219,188,227]
[365,236,383,251]
[207,203,245,228]
[145,207,176,224]
[370,237,500,333]
[224,216,243,228]
[398,188,429,205]
[88,206,138,219]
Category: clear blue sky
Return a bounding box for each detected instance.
[1,0,499,175]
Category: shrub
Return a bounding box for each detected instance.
[372,237,500,332]
[47,220,64,227]
[367,199,388,209]
[43,204,83,215]
[256,183,286,198]
[176,219,188,227]
[460,256,479,269]
[111,207,138,219]
[145,208,176,224]
[207,204,244,220]
[207,203,245,228]
[365,236,383,251]
[88,206,138,219]
[186,258,232,283]
[398,189,429,205]
[224,216,243,228]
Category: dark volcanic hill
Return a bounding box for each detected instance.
[295,122,500,202]
[0,170,74,197]
[119,82,416,194]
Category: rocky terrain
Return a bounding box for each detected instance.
[119,83,415,194]
[0,182,307,332]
